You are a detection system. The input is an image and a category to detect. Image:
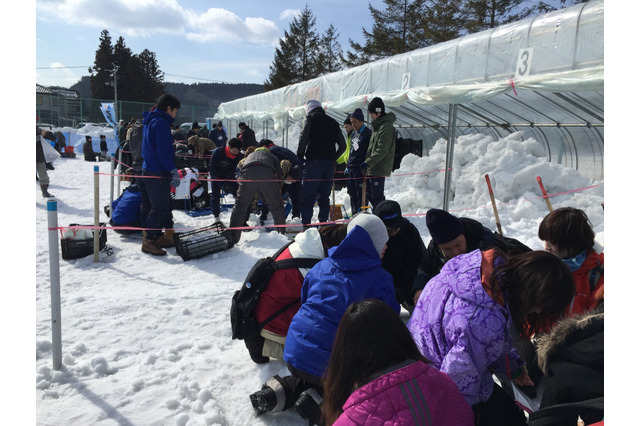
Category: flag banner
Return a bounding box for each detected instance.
[100,103,117,127]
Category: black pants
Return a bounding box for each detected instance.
[472,383,527,426]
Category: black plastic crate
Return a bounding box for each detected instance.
[61,223,107,260]
[173,222,234,261]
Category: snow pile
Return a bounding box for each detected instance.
[35,130,603,425]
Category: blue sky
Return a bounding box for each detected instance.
[35,0,387,88]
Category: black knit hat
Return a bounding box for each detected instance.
[374,200,404,229]
[350,108,365,122]
[217,121,223,127]
[344,115,352,125]
[426,208,464,245]
[367,97,385,114]
[192,122,200,130]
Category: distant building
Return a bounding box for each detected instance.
[36,84,80,128]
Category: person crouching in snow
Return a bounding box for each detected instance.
[408,250,575,426]
[248,214,399,425]
[323,299,473,426]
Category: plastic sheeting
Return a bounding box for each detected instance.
[214,0,604,179]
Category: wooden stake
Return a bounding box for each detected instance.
[484,174,503,235]
[537,176,554,213]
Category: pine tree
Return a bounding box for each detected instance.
[463,0,541,33]
[135,49,166,102]
[346,0,429,65]
[420,0,466,45]
[89,30,165,102]
[264,5,320,91]
[317,24,345,75]
[89,30,115,99]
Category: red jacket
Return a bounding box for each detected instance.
[569,249,604,315]
[252,228,326,336]
[253,247,304,336]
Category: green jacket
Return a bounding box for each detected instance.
[337,131,352,165]
[365,112,396,177]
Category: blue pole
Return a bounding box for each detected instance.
[47,200,62,370]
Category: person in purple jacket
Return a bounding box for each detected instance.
[408,249,575,426]
[323,299,473,426]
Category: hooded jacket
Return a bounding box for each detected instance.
[366,112,397,177]
[283,225,400,378]
[141,108,176,173]
[334,360,473,426]
[253,228,326,337]
[536,308,604,409]
[407,249,524,406]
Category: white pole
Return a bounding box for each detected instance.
[116,149,122,195]
[110,156,115,209]
[94,165,100,262]
[47,199,62,370]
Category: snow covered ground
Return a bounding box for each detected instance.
[31,125,605,425]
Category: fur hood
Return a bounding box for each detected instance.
[536,308,604,375]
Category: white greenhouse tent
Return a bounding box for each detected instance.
[213,0,604,209]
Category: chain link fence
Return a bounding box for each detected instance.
[36,94,216,129]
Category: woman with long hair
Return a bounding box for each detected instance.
[323,299,473,425]
[408,249,575,425]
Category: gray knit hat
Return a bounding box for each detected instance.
[347,213,389,257]
[306,99,322,115]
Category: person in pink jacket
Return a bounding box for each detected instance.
[322,299,473,426]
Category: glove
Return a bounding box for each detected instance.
[170,168,181,188]
[360,161,369,172]
[343,168,350,178]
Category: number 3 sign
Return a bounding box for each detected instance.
[516,48,534,80]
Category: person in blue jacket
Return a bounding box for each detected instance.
[208,121,228,148]
[249,213,400,424]
[139,93,181,256]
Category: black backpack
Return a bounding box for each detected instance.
[230,241,321,340]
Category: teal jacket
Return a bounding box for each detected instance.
[365,112,396,177]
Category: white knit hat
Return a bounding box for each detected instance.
[306,99,322,115]
[347,214,389,257]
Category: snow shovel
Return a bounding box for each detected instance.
[329,181,344,221]
[360,174,370,213]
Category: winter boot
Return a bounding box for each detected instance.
[294,388,324,426]
[40,184,54,198]
[154,229,176,248]
[249,375,289,416]
[141,238,167,256]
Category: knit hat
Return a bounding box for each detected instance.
[347,214,389,257]
[426,208,464,245]
[306,99,322,115]
[344,115,352,125]
[367,97,385,114]
[217,121,223,127]
[374,200,404,229]
[192,122,200,130]
[350,108,365,122]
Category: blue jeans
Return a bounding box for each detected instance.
[140,170,173,240]
[300,159,335,225]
